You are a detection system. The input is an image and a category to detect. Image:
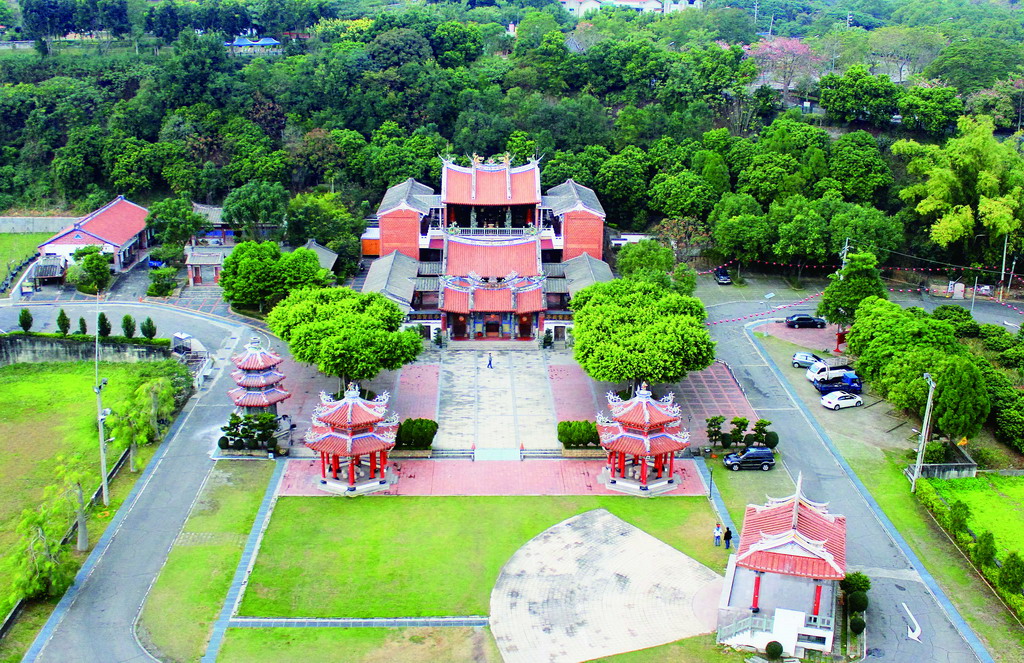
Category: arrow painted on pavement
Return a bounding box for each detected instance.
[902,602,922,642]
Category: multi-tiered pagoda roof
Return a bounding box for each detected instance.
[304,386,398,457]
[596,383,689,456]
[227,338,291,409]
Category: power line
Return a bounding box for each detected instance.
[858,242,1005,276]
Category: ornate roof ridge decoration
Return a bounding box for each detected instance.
[443,231,540,243]
[441,273,546,292]
[737,529,841,575]
[605,382,682,422]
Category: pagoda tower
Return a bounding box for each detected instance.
[227,338,291,415]
[304,384,398,495]
[596,382,689,496]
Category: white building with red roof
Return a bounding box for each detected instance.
[304,384,399,495]
[38,196,150,271]
[366,157,611,342]
[596,383,690,496]
[717,475,847,658]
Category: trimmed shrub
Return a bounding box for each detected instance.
[719,432,734,449]
[972,531,997,568]
[849,616,866,635]
[743,433,759,447]
[121,315,136,339]
[1000,551,1024,593]
[77,317,87,335]
[56,309,70,336]
[397,418,439,449]
[999,344,1024,368]
[848,590,869,613]
[840,571,872,594]
[729,416,749,439]
[765,641,783,660]
[763,431,780,449]
[217,436,230,450]
[97,313,111,338]
[705,416,725,445]
[557,421,599,448]
[980,325,1015,352]
[141,317,157,339]
[18,308,32,332]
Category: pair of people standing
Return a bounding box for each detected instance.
[713,523,733,549]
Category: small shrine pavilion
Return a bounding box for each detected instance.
[227,338,291,415]
[596,383,689,496]
[304,385,398,496]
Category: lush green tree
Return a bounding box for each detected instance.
[266,287,422,388]
[56,309,70,336]
[999,551,1024,593]
[81,252,111,291]
[594,147,650,229]
[368,28,432,69]
[8,503,76,603]
[147,267,178,297]
[140,316,157,339]
[570,279,715,387]
[672,263,698,296]
[898,86,963,136]
[934,355,990,442]
[867,25,947,83]
[924,38,1024,95]
[817,252,888,328]
[616,239,674,278]
[973,531,997,568]
[827,204,903,255]
[18,308,32,333]
[77,317,87,335]
[893,116,1024,248]
[829,131,893,205]
[770,195,830,272]
[121,314,136,338]
[222,181,289,241]
[819,65,903,127]
[219,241,281,310]
[97,312,111,337]
[278,248,332,292]
[649,170,716,220]
[146,196,211,246]
[284,193,365,259]
[713,212,775,262]
[737,153,804,205]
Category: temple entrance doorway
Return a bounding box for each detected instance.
[452,315,467,339]
[484,314,501,337]
[518,315,532,339]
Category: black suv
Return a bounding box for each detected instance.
[723,447,776,471]
[785,314,826,329]
[714,267,732,285]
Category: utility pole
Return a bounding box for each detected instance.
[753,0,759,27]
[1009,256,1018,301]
[846,11,853,28]
[768,14,775,38]
[971,275,978,314]
[838,237,851,280]
[911,373,937,494]
[999,234,1009,302]
[94,379,110,507]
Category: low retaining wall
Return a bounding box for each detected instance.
[0,217,77,233]
[0,335,171,367]
[904,443,978,481]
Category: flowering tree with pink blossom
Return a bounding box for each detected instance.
[747,37,820,100]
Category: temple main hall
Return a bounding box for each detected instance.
[363,157,613,341]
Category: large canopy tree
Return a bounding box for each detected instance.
[570,279,715,387]
[817,251,888,328]
[266,287,422,389]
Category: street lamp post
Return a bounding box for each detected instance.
[95,379,110,507]
[911,373,937,494]
[708,466,714,499]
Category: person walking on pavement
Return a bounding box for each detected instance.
[487,352,493,369]
[713,523,722,546]
[724,527,733,550]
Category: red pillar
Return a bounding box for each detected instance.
[618,451,625,476]
[669,452,675,478]
[640,457,648,486]
[331,454,339,479]
[752,574,762,611]
[441,314,447,331]
[812,584,822,616]
[370,452,377,479]
[320,452,326,479]
[348,457,356,485]
[655,454,663,478]
[381,449,388,473]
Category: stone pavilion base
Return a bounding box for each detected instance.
[490,509,722,663]
[316,466,397,497]
[596,466,681,497]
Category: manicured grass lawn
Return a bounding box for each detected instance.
[240,496,727,619]
[139,461,274,663]
[589,634,750,662]
[219,626,502,663]
[932,474,1024,558]
[759,333,1024,661]
[0,233,50,291]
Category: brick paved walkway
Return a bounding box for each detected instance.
[490,509,722,663]
[392,363,440,420]
[674,362,759,446]
[277,459,705,497]
[548,364,599,421]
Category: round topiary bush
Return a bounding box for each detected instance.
[719,432,734,449]
[218,436,230,450]
[763,431,780,449]
[848,590,869,613]
[765,640,784,660]
[850,615,866,635]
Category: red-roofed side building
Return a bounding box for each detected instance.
[39,196,151,271]
[717,476,847,658]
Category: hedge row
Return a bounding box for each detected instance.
[396,418,438,450]
[1,331,171,347]
[558,421,600,448]
[915,480,1024,622]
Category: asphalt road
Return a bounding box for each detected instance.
[707,288,993,663]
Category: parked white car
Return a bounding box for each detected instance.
[821,391,863,410]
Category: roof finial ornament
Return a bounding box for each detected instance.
[344,382,359,398]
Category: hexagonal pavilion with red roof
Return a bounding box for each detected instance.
[596,383,689,496]
[227,338,290,415]
[304,384,399,495]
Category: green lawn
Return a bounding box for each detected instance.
[589,634,750,662]
[219,626,502,663]
[932,474,1024,558]
[712,457,794,525]
[0,232,50,285]
[239,496,727,619]
[758,333,1024,662]
[139,462,274,663]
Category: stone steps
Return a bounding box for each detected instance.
[446,340,539,352]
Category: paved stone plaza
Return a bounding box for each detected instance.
[434,348,560,451]
[490,509,722,663]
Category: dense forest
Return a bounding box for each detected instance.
[3,0,1024,270]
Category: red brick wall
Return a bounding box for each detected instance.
[379,210,420,259]
[562,211,604,261]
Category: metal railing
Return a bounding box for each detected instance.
[804,613,833,629]
[717,611,774,642]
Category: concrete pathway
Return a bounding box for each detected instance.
[490,509,722,663]
[706,291,991,663]
[434,349,559,451]
[277,458,705,497]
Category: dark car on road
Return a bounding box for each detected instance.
[714,267,732,285]
[722,446,776,471]
[785,314,827,329]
